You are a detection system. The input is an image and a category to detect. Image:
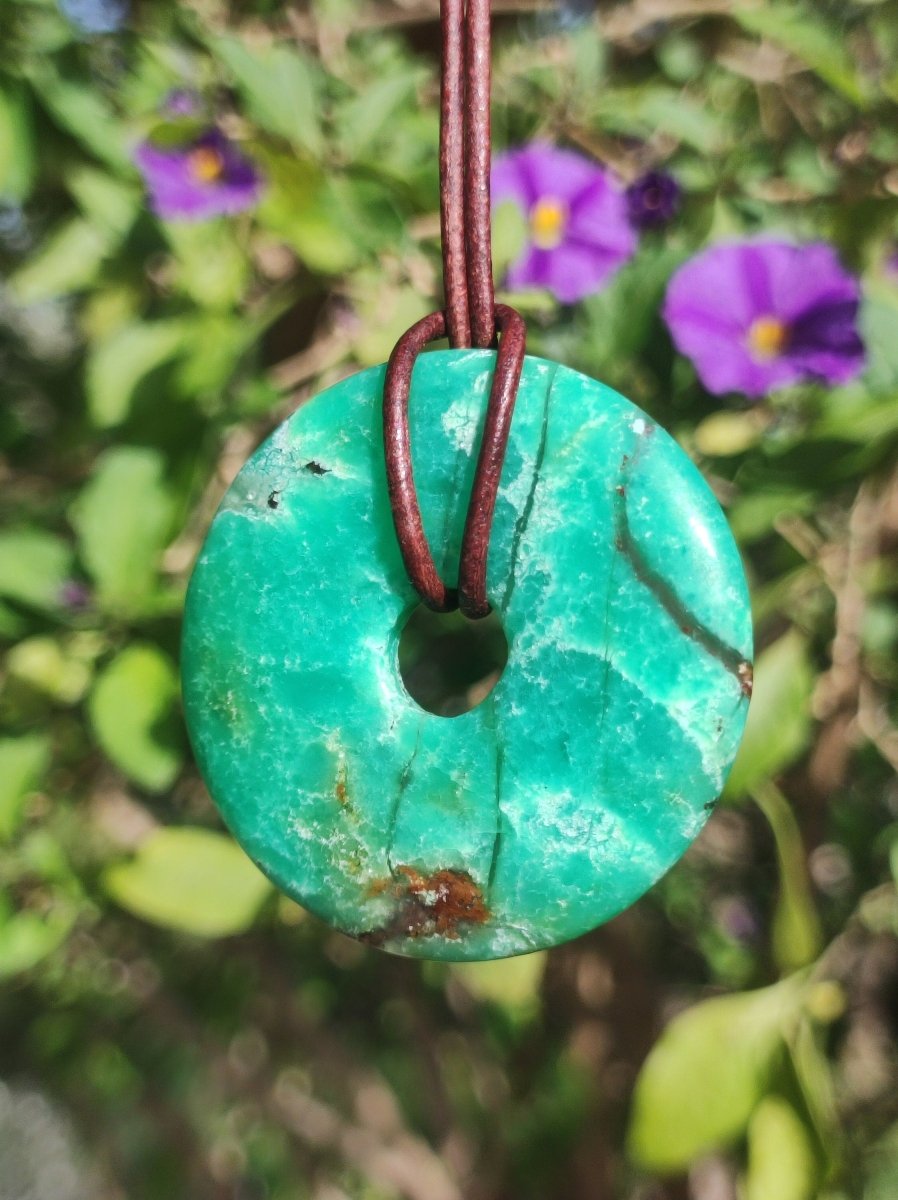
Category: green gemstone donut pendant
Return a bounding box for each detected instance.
[181,351,752,960]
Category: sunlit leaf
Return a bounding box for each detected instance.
[693,410,768,457]
[724,631,814,798]
[104,827,272,937]
[25,61,130,170]
[0,79,35,201]
[627,977,805,1171]
[10,217,114,303]
[85,320,190,428]
[0,736,51,842]
[0,904,74,979]
[88,644,183,792]
[212,37,322,156]
[731,4,868,106]
[451,951,547,1019]
[69,447,175,614]
[163,221,250,310]
[745,1095,819,1200]
[66,165,140,238]
[7,636,93,705]
[754,782,823,973]
[0,529,72,611]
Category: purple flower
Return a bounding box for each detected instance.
[491,144,637,304]
[134,129,263,222]
[626,169,680,230]
[663,239,865,398]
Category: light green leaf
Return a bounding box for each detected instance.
[335,69,424,160]
[66,165,140,237]
[0,529,72,611]
[69,447,175,614]
[627,977,804,1171]
[0,80,36,201]
[352,284,432,366]
[0,906,73,979]
[257,152,361,274]
[745,1096,819,1200]
[162,221,250,309]
[104,827,272,937]
[0,736,51,842]
[731,4,867,105]
[693,411,768,457]
[451,951,547,1019]
[724,631,814,798]
[26,62,130,170]
[88,644,183,792]
[754,782,823,973]
[212,37,321,156]
[630,88,725,153]
[492,200,528,277]
[85,321,189,428]
[7,637,92,705]
[10,217,114,303]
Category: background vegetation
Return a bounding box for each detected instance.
[2,0,898,1197]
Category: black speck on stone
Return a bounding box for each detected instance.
[303,461,330,476]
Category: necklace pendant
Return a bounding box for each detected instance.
[182,351,752,960]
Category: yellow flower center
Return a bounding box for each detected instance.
[189,146,225,184]
[747,315,790,360]
[529,197,567,250]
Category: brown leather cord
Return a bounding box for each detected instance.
[384,304,527,617]
[383,0,526,618]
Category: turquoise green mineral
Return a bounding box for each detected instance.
[181,351,752,960]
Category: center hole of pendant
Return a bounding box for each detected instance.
[397,603,509,718]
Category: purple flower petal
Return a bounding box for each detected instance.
[492,143,637,303]
[134,128,263,222]
[664,238,866,397]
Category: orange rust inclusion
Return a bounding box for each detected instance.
[396,865,489,936]
[362,866,490,943]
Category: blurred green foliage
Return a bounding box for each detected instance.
[2,0,898,1197]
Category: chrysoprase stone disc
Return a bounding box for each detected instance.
[182,352,752,960]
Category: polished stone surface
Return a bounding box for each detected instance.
[182,351,752,959]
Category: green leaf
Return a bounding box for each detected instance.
[628,978,805,1171]
[85,321,190,428]
[0,905,73,979]
[745,1096,819,1200]
[212,37,322,156]
[162,221,250,309]
[0,79,36,201]
[0,529,72,611]
[26,62,130,170]
[724,631,814,798]
[492,200,528,277]
[69,447,175,614]
[7,637,92,705]
[10,217,114,303]
[351,283,432,366]
[451,951,547,1019]
[88,644,183,792]
[104,827,272,937]
[754,782,823,974]
[257,152,362,274]
[693,411,768,457]
[0,736,51,841]
[731,4,867,105]
[335,68,424,161]
[66,165,140,238]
